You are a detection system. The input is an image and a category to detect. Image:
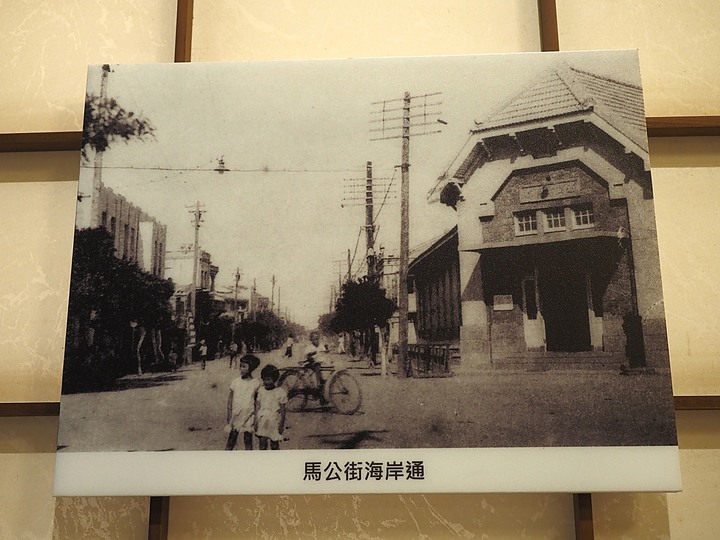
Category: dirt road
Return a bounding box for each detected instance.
[57,348,676,452]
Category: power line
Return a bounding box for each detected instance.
[373,166,398,225]
[80,164,371,174]
[348,226,364,281]
[426,132,475,202]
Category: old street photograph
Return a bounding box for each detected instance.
[57,51,677,454]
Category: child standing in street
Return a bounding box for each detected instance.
[199,339,208,370]
[255,364,287,450]
[225,355,261,450]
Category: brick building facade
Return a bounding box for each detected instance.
[427,63,667,370]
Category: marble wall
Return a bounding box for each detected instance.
[2,1,720,538]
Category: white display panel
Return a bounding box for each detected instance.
[55,51,680,496]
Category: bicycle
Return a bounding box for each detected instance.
[278,358,362,415]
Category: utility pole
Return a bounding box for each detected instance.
[277,286,281,316]
[90,65,112,230]
[186,201,205,345]
[251,279,257,320]
[347,249,352,283]
[371,91,442,378]
[365,161,376,281]
[271,275,276,314]
[232,267,241,342]
[397,93,411,378]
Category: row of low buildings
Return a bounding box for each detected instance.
[406,63,668,372]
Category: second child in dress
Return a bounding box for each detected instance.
[255,364,287,450]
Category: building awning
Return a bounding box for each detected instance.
[462,229,623,252]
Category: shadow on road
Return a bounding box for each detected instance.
[113,373,187,392]
[307,429,390,449]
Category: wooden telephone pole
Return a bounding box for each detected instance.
[365,161,376,280]
[232,267,241,341]
[371,92,442,378]
[186,201,205,345]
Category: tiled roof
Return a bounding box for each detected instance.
[473,63,647,152]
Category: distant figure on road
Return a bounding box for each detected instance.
[199,340,208,370]
[337,334,346,354]
[283,336,294,358]
[168,347,179,372]
[229,341,239,368]
[226,355,261,451]
[255,364,287,450]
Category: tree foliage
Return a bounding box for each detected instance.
[82,92,154,160]
[239,310,288,352]
[64,228,175,392]
[317,312,335,336]
[331,277,396,333]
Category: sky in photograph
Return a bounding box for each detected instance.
[77,50,642,328]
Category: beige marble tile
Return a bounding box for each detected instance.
[167,493,575,539]
[192,1,540,62]
[0,180,77,402]
[557,0,720,116]
[0,416,149,539]
[0,453,56,539]
[593,493,671,540]
[53,496,150,540]
[0,0,176,133]
[667,449,720,539]
[652,168,720,395]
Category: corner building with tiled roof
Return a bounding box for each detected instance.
[436,62,668,370]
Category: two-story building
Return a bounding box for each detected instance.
[427,63,667,370]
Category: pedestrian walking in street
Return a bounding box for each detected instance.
[225,355,261,451]
[283,336,294,358]
[229,341,239,368]
[199,339,208,370]
[168,347,179,372]
[254,364,287,450]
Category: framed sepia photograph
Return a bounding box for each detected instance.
[55,50,680,496]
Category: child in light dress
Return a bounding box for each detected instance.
[254,364,287,450]
[225,355,261,450]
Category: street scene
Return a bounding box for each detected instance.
[58,51,677,462]
[57,345,676,452]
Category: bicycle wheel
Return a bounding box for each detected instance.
[279,370,307,412]
[327,370,362,414]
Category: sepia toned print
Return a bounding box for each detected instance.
[56,51,679,495]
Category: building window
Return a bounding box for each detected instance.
[544,208,566,231]
[101,211,107,228]
[110,217,116,238]
[573,204,595,229]
[515,211,537,235]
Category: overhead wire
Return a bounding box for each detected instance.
[426,131,474,201]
